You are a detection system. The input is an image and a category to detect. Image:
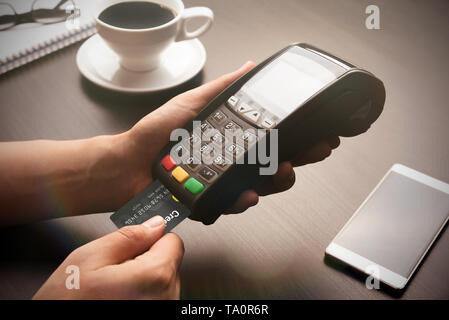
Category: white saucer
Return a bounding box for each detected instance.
[76,34,206,93]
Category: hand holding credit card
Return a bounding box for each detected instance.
[110,180,191,232]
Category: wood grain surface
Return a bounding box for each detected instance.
[0,0,448,299]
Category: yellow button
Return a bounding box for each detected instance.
[171,166,190,183]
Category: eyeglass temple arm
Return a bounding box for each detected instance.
[54,0,70,9]
[0,14,15,25]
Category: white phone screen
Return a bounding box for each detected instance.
[334,169,449,278]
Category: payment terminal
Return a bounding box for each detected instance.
[111,43,385,228]
[151,43,385,224]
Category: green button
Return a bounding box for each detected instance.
[184,178,204,194]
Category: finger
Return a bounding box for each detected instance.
[328,136,341,149]
[290,137,339,167]
[103,233,183,299]
[290,141,333,167]
[254,161,296,196]
[73,216,166,269]
[223,189,259,215]
[175,274,181,299]
[135,232,185,274]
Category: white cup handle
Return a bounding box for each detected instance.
[175,7,214,42]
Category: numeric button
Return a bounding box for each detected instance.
[238,130,258,147]
[188,133,201,146]
[200,121,214,134]
[225,143,245,159]
[222,120,242,135]
[208,131,227,146]
[185,156,200,171]
[213,155,232,171]
[209,110,227,125]
[199,142,216,160]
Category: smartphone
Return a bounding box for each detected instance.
[326,164,449,290]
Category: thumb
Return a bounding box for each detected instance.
[129,61,256,154]
[177,60,257,110]
[75,216,166,270]
[149,61,256,132]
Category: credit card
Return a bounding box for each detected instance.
[110,179,191,233]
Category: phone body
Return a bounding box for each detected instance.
[152,43,385,223]
[326,164,449,290]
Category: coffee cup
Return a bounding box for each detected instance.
[95,0,213,72]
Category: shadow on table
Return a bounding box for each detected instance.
[0,221,88,299]
[80,70,205,117]
[180,251,264,299]
[0,222,84,263]
[179,248,303,299]
[76,71,205,135]
[323,255,404,299]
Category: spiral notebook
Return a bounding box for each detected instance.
[0,0,99,75]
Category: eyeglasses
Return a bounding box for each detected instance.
[0,0,76,31]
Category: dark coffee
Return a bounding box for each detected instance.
[99,1,176,29]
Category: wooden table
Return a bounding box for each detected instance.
[0,0,448,299]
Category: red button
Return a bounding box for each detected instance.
[161,155,176,171]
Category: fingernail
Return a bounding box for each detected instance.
[143,215,165,228]
[239,60,253,70]
[289,171,296,183]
